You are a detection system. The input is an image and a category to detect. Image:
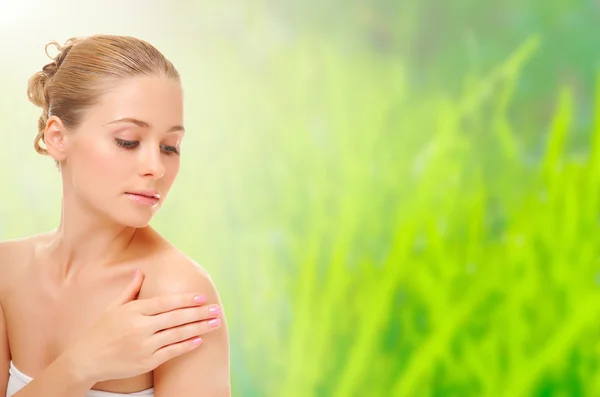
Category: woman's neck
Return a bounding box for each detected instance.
[45,197,140,282]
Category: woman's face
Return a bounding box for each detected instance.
[62,74,184,227]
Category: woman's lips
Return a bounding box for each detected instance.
[125,193,160,206]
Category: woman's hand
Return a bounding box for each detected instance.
[63,268,222,383]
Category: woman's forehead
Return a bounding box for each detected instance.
[84,76,183,128]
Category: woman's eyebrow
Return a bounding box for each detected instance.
[104,117,185,134]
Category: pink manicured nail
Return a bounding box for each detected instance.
[209,306,222,315]
[192,337,203,345]
[194,295,206,304]
[208,318,221,328]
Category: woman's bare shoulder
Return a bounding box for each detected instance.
[137,231,219,301]
[0,231,53,254]
[0,235,31,257]
[0,232,51,293]
[140,234,230,395]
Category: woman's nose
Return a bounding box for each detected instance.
[138,147,165,178]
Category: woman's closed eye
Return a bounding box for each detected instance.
[115,138,180,155]
[115,138,138,149]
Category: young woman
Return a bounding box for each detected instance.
[0,35,230,396]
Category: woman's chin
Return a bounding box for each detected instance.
[114,209,159,228]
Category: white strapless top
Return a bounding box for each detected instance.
[6,360,154,397]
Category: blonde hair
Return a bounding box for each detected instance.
[27,35,180,156]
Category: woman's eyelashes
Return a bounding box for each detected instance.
[115,138,180,155]
[115,138,138,149]
[162,145,180,155]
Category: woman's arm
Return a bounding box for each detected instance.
[149,257,231,396]
[10,353,95,397]
[1,301,94,397]
[0,303,10,396]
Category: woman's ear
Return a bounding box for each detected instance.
[44,115,70,162]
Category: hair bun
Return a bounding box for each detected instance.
[26,69,50,109]
[27,39,78,109]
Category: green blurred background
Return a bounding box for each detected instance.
[1,1,600,396]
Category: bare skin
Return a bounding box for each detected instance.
[1,226,222,393]
[0,74,230,396]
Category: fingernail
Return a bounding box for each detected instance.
[208,318,221,328]
[194,295,206,304]
[134,268,140,277]
[209,306,222,315]
[192,337,203,345]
